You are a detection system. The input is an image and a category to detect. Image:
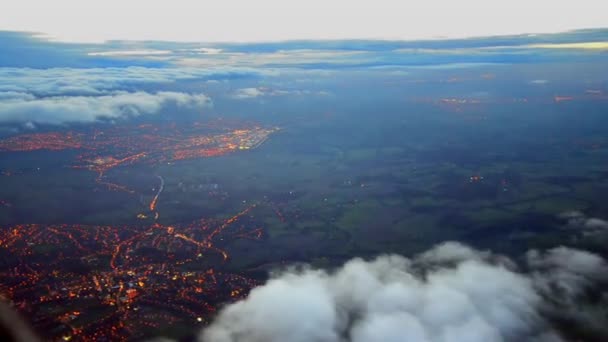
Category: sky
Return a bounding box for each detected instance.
[0,26,606,127]
[0,0,606,42]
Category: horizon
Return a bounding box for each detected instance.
[13,27,608,46]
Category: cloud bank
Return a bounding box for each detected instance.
[0,67,265,97]
[559,211,608,236]
[232,87,330,99]
[201,242,608,342]
[0,91,211,124]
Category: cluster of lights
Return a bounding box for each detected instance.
[0,121,282,340]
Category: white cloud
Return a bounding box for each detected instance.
[0,66,277,126]
[192,48,224,55]
[174,50,365,69]
[530,79,549,85]
[87,49,173,57]
[528,247,608,280]
[232,87,330,99]
[0,67,267,97]
[23,121,36,130]
[417,240,489,263]
[0,91,211,124]
[232,87,265,99]
[200,242,608,342]
[0,91,36,101]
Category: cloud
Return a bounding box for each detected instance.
[200,242,608,342]
[173,49,367,69]
[87,49,173,57]
[3,30,608,72]
[530,79,549,85]
[232,87,330,99]
[0,67,266,97]
[0,91,211,124]
[232,88,265,99]
[0,91,36,101]
[559,211,608,234]
[527,247,608,337]
[584,218,608,230]
[527,42,608,50]
[192,48,224,55]
[528,247,608,282]
[0,65,265,126]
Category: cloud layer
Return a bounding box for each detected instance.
[0,91,211,124]
[232,87,330,99]
[0,67,263,97]
[201,242,608,342]
[559,211,608,236]
[0,67,237,125]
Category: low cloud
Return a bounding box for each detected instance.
[87,49,173,57]
[0,67,266,97]
[527,42,608,50]
[559,211,608,235]
[200,242,608,342]
[232,87,265,99]
[0,91,36,101]
[173,49,365,69]
[0,91,211,124]
[193,48,224,55]
[232,87,330,99]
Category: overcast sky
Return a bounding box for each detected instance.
[0,0,606,43]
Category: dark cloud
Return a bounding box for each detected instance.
[559,211,608,236]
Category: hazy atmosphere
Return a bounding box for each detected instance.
[0,3,607,342]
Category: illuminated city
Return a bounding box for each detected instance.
[0,196,267,340]
[0,121,278,193]
[0,161,274,341]
[0,120,282,340]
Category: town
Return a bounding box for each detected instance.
[0,194,265,341]
[0,120,279,340]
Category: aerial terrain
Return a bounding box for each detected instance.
[0,29,608,341]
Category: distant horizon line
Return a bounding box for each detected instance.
[7,27,607,46]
